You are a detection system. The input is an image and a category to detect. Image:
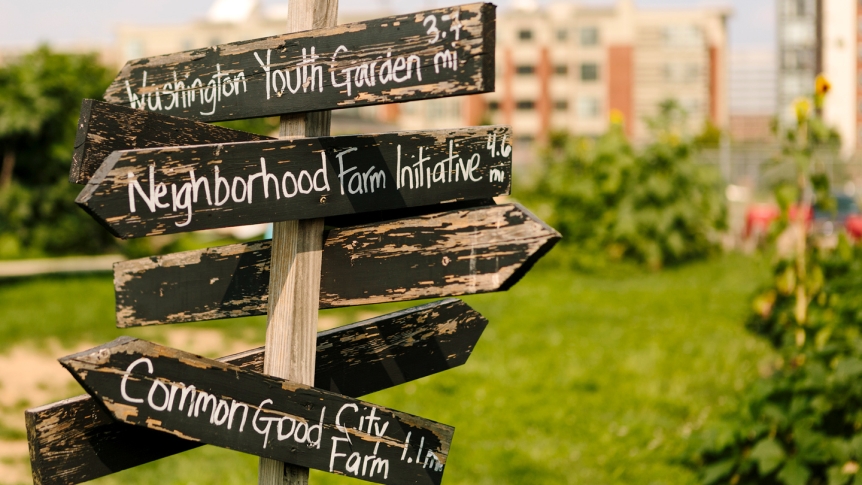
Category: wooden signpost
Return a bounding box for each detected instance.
[28,299,486,485]
[61,337,454,485]
[71,100,272,184]
[26,2,561,485]
[103,4,495,122]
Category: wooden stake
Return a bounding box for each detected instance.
[258,2,337,484]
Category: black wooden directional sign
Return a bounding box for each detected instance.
[71,100,272,184]
[28,299,484,485]
[114,203,559,327]
[77,125,512,238]
[104,3,495,122]
[61,337,455,485]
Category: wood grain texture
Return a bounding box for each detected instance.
[102,3,495,122]
[70,99,271,184]
[59,337,454,485]
[259,4,338,478]
[27,299,484,485]
[76,125,512,239]
[113,203,560,327]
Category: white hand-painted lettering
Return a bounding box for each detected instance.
[115,359,447,478]
[120,357,153,404]
[126,9,473,115]
[126,65,247,116]
[125,138,496,226]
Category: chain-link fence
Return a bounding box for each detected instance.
[698,143,860,196]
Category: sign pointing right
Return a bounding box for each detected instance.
[114,203,559,327]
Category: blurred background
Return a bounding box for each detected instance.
[2,0,862,484]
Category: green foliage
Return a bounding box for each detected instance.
[215,116,279,137]
[0,46,118,258]
[521,104,726,269]
[692,238,862,484]
[694,120,723,149]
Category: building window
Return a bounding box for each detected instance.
[516,100,535,110]
[556,29,567,41]
[488,101,500,111]
[785,22,815,44]
[580,63,599,81]
[663,25,703,47]
[663,63,699,82]
[580,26,599,46]
[554,100,568,111]
[682,99,701,114]
[518,29,533,41]
[789,0,809,16]
[784,49,814,69]
[554,65,568,75]
[426,99,461,120]
[577,97,601,118]
[516,65,535,75]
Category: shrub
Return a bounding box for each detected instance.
[0,46,119,258]
[520,105,726,269]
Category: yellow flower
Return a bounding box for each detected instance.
[609,109,625,125]
[794,97,810,125]
[815,74,831,96]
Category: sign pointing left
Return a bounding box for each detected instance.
[77,125,512,238]
[61,337,454,485]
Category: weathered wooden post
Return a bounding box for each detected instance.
[261,2,336,484]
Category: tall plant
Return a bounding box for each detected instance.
[690,76,862,485]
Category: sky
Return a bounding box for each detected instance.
[0,0,774,51]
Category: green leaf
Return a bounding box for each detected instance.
[836,358,862,382]
[778,458,811,485]
[828,465,852,485]
[751,438,787,475]
[702,458,737,485]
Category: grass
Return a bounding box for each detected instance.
[0,252,774,484]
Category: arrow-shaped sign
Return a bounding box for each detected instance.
[77,126,512,238]
[114,203,558,327]
[27,299,484,485]
[71,100,272,184]
[104,3,495,123]
[60,337,455,485]
[30,300,483,484]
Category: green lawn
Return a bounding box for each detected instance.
[1,252,774,484]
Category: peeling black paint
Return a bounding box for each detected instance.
[113,203,559,327]
[27,299,485,485]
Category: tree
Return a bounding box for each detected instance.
[0,46,117,258]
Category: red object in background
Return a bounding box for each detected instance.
[745,204,780,238]
[788,205,813,225]
[845,214,862,240]
[744,204,812,239]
